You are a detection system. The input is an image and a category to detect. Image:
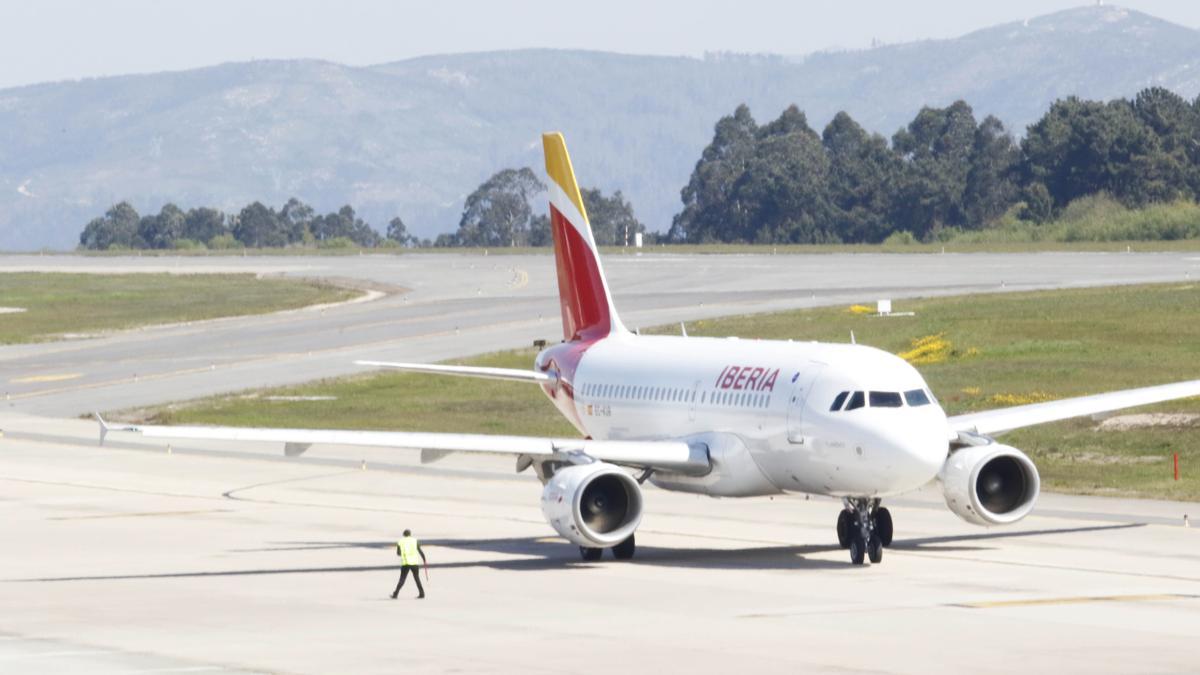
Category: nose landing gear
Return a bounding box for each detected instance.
[837,498,893,565]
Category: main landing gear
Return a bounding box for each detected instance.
[579,534,636,562]
[836,499,892,565]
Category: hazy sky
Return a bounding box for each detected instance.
[2,1,1198,90]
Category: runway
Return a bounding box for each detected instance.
[2,251,1199,673]
[2,251,1198,417]
[1,414,1197,674]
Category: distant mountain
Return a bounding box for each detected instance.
[1,5,1197,250]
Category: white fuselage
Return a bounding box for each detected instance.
[553,334,950,499]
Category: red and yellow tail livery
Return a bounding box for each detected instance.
[542,133,627,342]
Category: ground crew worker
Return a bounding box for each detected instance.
[390,529,426,599]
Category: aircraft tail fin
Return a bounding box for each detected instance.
[542,133,627,341]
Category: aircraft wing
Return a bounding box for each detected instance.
[948,379,1200,437]
[95,416,710,475]
[355,360,555,384]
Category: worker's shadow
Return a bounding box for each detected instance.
[12,523,1142,583]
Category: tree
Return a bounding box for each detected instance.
[758,104,817,140]
[433,232,459,247]
[1132,87,1197,201]
[233,201,286,247]
[79,201,140,250]
[962,116,1020,227]
[347,210,381,247]
[822,111,901,242]
[528,214,552,247]
[311,205,379,247]
[183,207,226,244]
[1021,96,1164,210]
[79,217,109,250]
[1020,182,1054,223]
[732,118,837,243]
[670,104,758,242]
[892,100,978,237]
[456,168,546,247]
[280,198,315,243]
[386,216,413,246]
[581,188,645,246]
[136,203,185,249]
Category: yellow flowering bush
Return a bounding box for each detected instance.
[898,333,952,365]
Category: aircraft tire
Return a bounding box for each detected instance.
[836,510,852,549]
[612,534,636,560]
[875,507,893,547]
[580,546,603,562]
[867,535,883,564]
[848,534,866,566]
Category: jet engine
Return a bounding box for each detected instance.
[541,462,643,548]
[940,443,1040,526]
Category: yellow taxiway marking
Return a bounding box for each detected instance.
[510,267,529,290]
[11,373,83,384]
[953,593,1199,609]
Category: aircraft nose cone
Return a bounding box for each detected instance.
[889,427,948,491]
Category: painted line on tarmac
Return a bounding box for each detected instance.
[123,662,229,667]
[0,282,405,363]
[0,649,118,660]
[48,508,233,521]
[900,548,1200,584]
[10,373,81,384]
[6,311,544,402]
[509,267,529,289]
[950,593,1200,609]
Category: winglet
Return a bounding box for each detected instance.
[95,412,110,446]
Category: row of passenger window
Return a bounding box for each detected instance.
[578,382,772,409]
[829,389,932,412]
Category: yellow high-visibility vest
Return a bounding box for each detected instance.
[398,536,421,566]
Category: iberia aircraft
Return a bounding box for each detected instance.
[100,133,1200,566]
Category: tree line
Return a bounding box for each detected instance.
[80,86,1199,250]
[79,199,412,250]
[669,87,1200,243]
[79,172,646,251]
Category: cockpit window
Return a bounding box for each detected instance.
[904,389,932,407]
[830,391,849,411]
[845,391,866,411]
[869,391,903,408]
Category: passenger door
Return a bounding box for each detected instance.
[786,364,823,444]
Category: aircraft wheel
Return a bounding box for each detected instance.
[612,534,636,560]
[579,546,603,562]
[848,533,866,566]
[875,507,893,547]
[867,535,883,564]
[836,509,852,549]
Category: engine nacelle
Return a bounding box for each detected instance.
[649,432,780,497]
[940,443,1040,526]
[541,462,643,548]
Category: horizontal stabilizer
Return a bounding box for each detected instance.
[355,360,555,384]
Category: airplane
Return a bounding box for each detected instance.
[99,132,1200,566]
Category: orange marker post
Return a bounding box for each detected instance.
[1174,453,1180,481]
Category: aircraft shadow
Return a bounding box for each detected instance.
[887,522,1144,552]
[10,523,1142,583]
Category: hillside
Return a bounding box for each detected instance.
[1,5,1197,250]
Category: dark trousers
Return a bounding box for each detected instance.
[392,565,425,597]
